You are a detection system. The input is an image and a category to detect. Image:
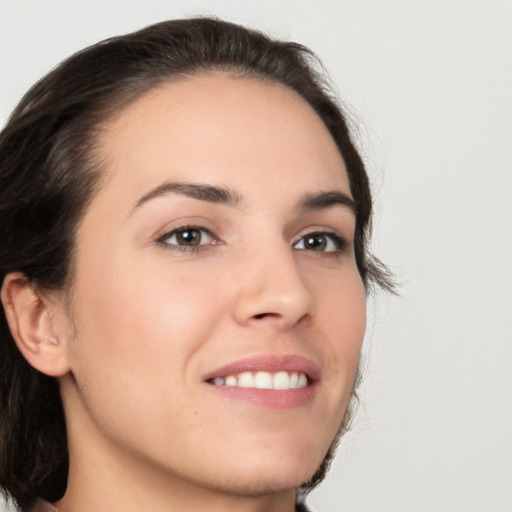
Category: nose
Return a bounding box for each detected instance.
[231,240,314,329]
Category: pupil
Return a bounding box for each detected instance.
[306,235,326,251]
[177,229,200,245]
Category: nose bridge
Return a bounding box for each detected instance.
[232,234,314,327]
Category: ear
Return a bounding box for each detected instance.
[1,272,71,377]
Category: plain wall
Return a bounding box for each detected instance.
[1,1,511,511]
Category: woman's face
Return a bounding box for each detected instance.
[58,75,367,498]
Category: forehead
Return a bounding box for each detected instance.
[93,74,350,206]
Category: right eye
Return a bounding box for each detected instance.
[158,226,215,250]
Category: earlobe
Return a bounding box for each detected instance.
[0,272,71,377]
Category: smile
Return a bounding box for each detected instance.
[208,371,308,390]
[202,354,320,409]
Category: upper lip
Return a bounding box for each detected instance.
[202,354,321,383]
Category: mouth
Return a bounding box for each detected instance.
[207,370,309,390]
[202,354,319,409]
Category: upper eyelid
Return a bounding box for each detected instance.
[157,221,215,236]
[154,222,351,249]
[157,225,216,241]
[294,230,346,245]
[157,224,344,237]
[292,226,347,242]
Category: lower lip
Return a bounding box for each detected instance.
[206,382,317,410]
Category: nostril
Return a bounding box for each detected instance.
[253,312,281,320]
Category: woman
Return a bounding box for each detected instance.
[0,18,392,512]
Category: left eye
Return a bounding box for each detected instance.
[160,227,214,247]
[293,232,343,253]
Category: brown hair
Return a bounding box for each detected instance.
[0,17,393,510]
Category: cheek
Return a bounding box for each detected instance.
[315,267,366,344]
[311,268,367,398]
[66,258,225,399]
[64,262,230,449]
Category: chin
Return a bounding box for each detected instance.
[226,410,351,497]
[196,411,348,497]
[204,468,315,498]
[210,444,326,497]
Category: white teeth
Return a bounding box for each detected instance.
[273,371,290,390]
[255,371,273,389]
[238,372,254,388]
[225,375,237,386]
[211,371,309,390]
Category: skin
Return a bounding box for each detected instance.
[4,75,367,512]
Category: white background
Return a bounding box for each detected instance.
[1,1,511,511]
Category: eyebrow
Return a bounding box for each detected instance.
[133,181,243,211]
[132,181,357,216]
[298,190,358,216]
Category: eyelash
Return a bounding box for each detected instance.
[293,231,347,254]
[156,225,348,255]
[156,225,216,253]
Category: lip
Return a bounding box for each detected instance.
[202,353,321,382]
[202,354,321,410]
